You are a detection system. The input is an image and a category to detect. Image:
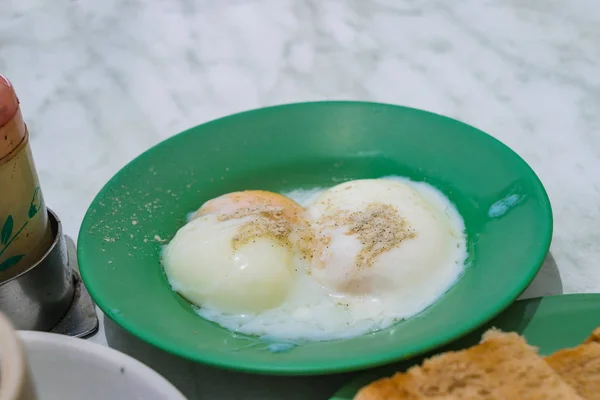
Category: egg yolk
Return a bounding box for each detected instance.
[195,190,314,259]
[194,190,306,223]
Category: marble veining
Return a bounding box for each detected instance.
[2,0,600,399]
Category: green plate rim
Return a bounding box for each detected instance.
[79,101,553,374]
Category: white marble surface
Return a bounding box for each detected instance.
[2,0,600,398]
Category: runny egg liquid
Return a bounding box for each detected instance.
[164,177,468,341]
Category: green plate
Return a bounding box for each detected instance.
[78,101,552,375]
[331,294,600,399]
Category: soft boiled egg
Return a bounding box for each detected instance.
[307,178,465,308]
[162,190,313,314]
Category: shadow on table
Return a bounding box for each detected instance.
[519,251,563,300]
[104,316,354,400]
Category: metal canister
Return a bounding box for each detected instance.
[0,75,53,281]
[0,209,74,331]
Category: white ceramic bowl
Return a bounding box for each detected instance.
[18,331,187,400]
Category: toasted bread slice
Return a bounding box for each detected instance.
[479,330,581,399]
[355,329,582,400]
[545,328,600,400]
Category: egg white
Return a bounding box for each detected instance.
[163,214,296,314]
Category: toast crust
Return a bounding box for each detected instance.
[354,329,585,400]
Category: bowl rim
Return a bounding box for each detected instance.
[19,331,187,399]
[78,101,553,375]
